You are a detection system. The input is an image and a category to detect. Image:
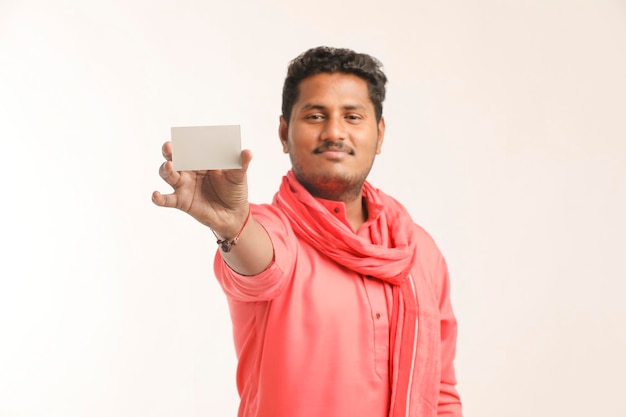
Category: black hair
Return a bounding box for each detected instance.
[281,46,387,124]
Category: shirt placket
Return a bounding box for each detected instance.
[363,274,391,379]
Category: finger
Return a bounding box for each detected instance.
[162,141,173,161]
[240,149,253,172]
[159,160,181,187]
[151,190,178,208]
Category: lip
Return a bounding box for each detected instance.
[318,150,349,160]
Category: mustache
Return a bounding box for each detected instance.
[313,142,355,154]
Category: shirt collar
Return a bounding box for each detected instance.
[314,188,384,230]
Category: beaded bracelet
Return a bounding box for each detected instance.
[212,208,251,253]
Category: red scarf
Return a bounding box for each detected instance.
[273,171,419,416]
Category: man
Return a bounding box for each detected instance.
[153,46,462,417]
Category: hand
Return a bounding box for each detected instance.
[152,141,253,238]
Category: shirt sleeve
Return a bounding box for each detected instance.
[436,253,463,417]
[213,203,297,302]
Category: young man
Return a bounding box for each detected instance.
[153,46,462,417]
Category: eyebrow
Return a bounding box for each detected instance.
[301,103,367,111]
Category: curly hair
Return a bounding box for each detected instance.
[281,46,387,124]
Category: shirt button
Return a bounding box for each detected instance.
[365,275,372,279]
[333,207,340,213]
[375,313,381,320]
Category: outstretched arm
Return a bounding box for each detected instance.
[152,141,273,276]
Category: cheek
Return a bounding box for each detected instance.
[286,128,310,150]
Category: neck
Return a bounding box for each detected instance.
[292,172,368,231]
[344,195,368,232]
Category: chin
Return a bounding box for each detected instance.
[295,169,367,201]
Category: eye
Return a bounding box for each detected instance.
[345,114,363,122]
[305,114,325,121]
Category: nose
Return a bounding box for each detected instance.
[320,116,345,142]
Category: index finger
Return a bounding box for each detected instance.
[161,141,173,161]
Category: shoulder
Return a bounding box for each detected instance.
[250,203,292,232]
[412,223,443,259]
[372,185,444,259]
[409,222,451,301]
[251,202,298,254]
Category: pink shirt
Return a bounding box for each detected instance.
[214,197,461,417]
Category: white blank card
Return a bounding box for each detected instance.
[171,125,242,171]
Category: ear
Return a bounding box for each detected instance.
[376,117,385,154]
[279,115,289,153]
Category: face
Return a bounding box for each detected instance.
[279,73,385,201]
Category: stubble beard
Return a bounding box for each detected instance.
[291,160,375,203]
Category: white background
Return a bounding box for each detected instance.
[1,1,625,416]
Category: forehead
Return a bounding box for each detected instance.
[294,73,373,108]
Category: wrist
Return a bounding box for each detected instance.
[211,206,252,252]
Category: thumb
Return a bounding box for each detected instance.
[240,149,253,172]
